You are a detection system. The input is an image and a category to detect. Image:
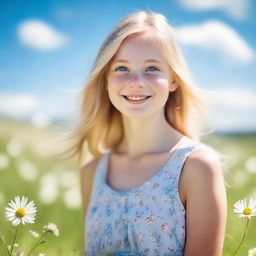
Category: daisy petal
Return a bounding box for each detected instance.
[5,196,37,226]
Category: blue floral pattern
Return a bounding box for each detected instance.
[85,137,201,256]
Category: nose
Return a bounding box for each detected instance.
[128,71,146,89]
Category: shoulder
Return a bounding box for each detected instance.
[181,143,227,255]
[80,157,101,216]
[185,143,223,176]
[182,144,225,197]
[80,157,100,193]
[80,157,100,177]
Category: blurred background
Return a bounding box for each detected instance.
[0,0,255,255]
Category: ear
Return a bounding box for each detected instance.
[169,80,178,92]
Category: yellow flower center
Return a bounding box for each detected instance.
[15,208,26,217]
[253,253,256,256]
[243,208,252,215]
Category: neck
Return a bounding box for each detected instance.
[114,110,184,157]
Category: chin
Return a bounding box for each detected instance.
[120,110,154,119]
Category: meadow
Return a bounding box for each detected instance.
[0,117,255,255]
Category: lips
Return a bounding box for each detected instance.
[121,95,152,104]
[122,95,152,97]
[122,95,152,99]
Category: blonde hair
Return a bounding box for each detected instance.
[60,10,230,187]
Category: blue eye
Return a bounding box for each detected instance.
[146,66,159,71]
[114,66,159,72]
[115,66,128,71]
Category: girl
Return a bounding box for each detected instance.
[66,10,228,256]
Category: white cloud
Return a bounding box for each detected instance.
[0,92,80,125]
[206,111,256,132]
[0,93,39,118]
[205,88,256,110]
[178,0,250,20]
[17,19,70,51]
[204,87,256,132]
[173,20,254,64]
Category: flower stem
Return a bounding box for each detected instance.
[9,225,19,256]
[232,218,250,256]
[27,231,48,256]
[0,236,10,255]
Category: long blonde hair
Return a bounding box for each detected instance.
[60,10,230,185]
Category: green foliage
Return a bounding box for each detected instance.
[0,119,83,255]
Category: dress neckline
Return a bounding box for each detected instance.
[100,136,193,196]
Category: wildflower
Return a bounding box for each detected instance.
[232,197,256,256]
[248,248,256,256]
[8,243,19,250]
[6,138,22,157]
[5,196,37,226]
[0,153,10,170]
[29,230,39,238]
[39,173,58,204]
[16,159,38,181]
[245,157,256,173]
[43,223,59,236]
[38,254,45,256]
[233,197,256,219]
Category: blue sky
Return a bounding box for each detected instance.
[0,0,255,132]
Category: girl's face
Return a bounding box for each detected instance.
[106,33,176,118]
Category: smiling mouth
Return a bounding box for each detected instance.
[122,95,152,100]
[121,95,152,104]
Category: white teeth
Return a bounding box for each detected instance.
[126,96,147,100]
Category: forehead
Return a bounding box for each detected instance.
[113,33,166,62]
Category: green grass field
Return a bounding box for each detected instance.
[0,118,256,255]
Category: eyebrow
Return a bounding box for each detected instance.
[112,59,162,64]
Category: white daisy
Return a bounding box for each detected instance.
[245,157,256,173]
[0,153,10,170]
[248,248,256,256]
[29,230,39,238]
[233,197,256,219]
[38,254,45,256]
[16,159,38,182]
[8,243,19,250]
[5,196,37,226]
[6,138,22,157]
[43,223,59,236]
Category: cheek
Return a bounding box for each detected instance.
[107,76,123,103]
[150,77,170,92]
[107,75,127,91]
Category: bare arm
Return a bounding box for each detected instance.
[80,158,99,219]
[182,147,227,256]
